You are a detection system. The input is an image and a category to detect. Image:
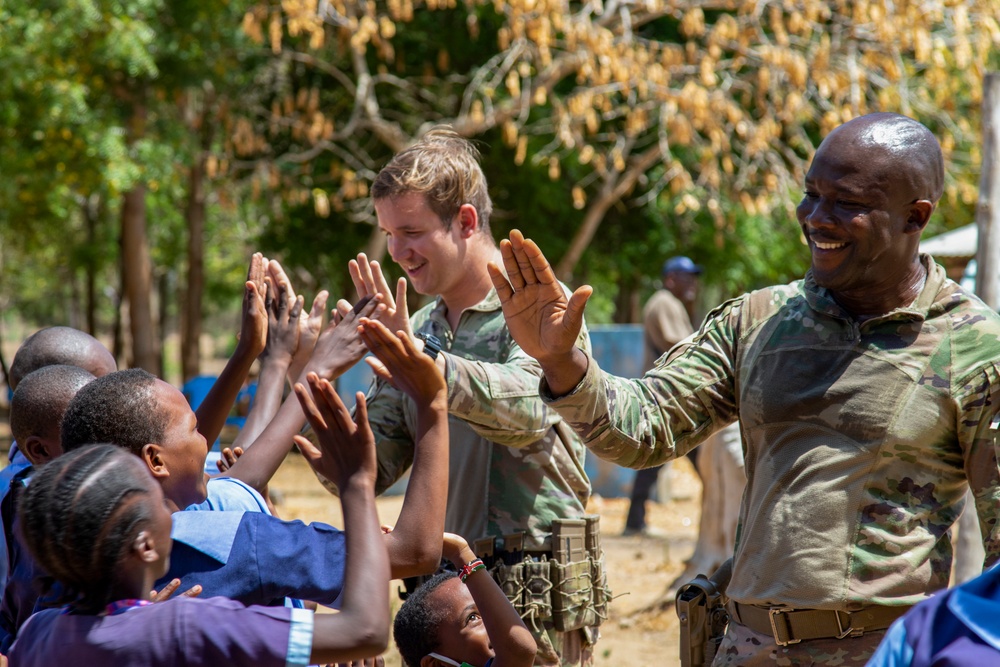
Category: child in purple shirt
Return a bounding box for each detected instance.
[8,375,390,666]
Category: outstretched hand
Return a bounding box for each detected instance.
[262,270,303,364]
[150,578,202,602]
[350,254,412,340]
[238,252,270,357]
[293,374,377,491]
[358,318,446,406]
[303,294,383,381]
[487,230,592,364]
[442,532,476,568]
[269,259,330,381]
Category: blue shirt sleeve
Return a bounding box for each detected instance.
[164,512,346,608]
[867,617,914,667]
[189,477,271,514]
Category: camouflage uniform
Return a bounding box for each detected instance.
[544,256,1000,664]
[331,286,596,666]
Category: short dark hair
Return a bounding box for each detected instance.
[393,571,459,667]
[61,368,168,457]
[10,365,96,445]
[18,444,156,613]
[9,326,115,389]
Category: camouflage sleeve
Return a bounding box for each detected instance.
[442,324,592,449]
[543,299,741,469]
[956,360,1000,567]
[363,378,417,497]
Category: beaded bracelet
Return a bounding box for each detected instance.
[459,558,486,583]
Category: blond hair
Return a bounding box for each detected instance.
[372,126,493,230]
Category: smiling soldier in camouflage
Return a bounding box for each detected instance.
[337,127,599,667]
[489,112,1000,666]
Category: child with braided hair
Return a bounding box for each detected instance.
[8,372,390,666]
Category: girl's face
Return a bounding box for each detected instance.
[429,578,494,667]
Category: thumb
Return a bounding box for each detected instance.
[564,285,593,333]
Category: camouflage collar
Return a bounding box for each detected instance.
[803,254,946,324]
[427,286,502,318]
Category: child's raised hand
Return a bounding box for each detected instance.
[442,532,476,568]
[150,578,203,602]
[262,270,303,364]
[237,252,269,358]
[293,374,377,490]
[269,258,329,380]
[303,294,383,380]
[358,318,446,406]
[350,254,412,340]
[216,446,243,473]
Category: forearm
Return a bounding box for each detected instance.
[311,477,390,662]
[443,353,567,447]
[385,398,449,578]
[232,355,291,449]
[224,391,306,492]
[450,545,535,667]
[195,343,258,446]
[545,349,735,469]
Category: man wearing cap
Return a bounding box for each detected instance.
[622,256,701,535]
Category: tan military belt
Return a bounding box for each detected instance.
[725,600,910,647]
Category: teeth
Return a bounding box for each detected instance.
[814,241,846,250]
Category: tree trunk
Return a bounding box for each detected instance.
[121,182,158,372]
[84,194,100,336]
[555,145,663,282]
[976,72,1000,310]
[181,98,214,383]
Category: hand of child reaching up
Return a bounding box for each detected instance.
[358,318,446,408]
[442,532,477,570]
[261,269,303,365]
[350,253,413,341]
[237,252,269,358]
[150,578,203,602]
[331,657,385,667]
[268,259,329,381]
[302,295,383,382]
[293,374,377,492]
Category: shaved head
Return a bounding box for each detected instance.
[820,113,944,204]
[10,365,96,446]
[9,327,116,390]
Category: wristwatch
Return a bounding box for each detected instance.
[415,332,442,361]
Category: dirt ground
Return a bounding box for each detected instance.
[269,452,702,667]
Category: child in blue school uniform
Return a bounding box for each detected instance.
[2,316,449,647]
[393,532,536,667]
[7,373,391,666]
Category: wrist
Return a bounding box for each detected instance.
[458,557,486,583]
[260,352,293,369]
[452,547,477,568]
[336,473,377,497]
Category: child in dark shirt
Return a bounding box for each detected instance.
[394,533,536,667]
[8,374,390,666]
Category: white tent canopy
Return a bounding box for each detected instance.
[920,223,977,258]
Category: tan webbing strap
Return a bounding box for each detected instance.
[725,601,910,647]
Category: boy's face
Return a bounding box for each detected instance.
[152,380,209,510]
[429,578,494,667]
[375,192,472,305]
